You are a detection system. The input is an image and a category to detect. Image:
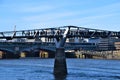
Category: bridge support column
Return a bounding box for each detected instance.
[54,48,67,75]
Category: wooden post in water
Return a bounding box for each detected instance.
[54,48,67,75]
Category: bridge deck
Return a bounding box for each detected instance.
[0,26,120,40]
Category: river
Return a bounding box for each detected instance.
[0,58,120,80]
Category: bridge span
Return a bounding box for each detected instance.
[0,26,120,40]
[0,26,119,59]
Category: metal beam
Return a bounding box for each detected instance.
[0,26,119,40]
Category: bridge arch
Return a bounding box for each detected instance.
[39,48,55,58]
[0,48,19,59]
[20,47,55,58]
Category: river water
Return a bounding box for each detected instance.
[0,58,120,80]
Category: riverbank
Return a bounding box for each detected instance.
[75,50,120,60]
[1,50,120,60]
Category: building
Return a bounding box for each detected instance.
[114,42,120,50]
[88,38,120,51]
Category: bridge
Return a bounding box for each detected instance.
[0,26,119,58]
[0,25,120,75]
[0,26,120,40]
[0,42,96,59]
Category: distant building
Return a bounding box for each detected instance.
[98,38,110,50]
[114,42,120,50]
[66,38,88,43]
[89,38,120,51]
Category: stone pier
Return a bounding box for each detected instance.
[54,48,67,75]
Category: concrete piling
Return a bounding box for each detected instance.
[54,48,67,75]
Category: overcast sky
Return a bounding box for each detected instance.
[0,0,120,31]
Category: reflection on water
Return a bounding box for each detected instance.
[0,58,120,80]
[54,74,67,80]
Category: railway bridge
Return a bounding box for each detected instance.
[0,26,119,58]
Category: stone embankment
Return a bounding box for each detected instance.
[75,50,120,59]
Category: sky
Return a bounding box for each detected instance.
[0,0,120,32]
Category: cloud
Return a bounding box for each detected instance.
[21,2,120,21]
[21,13,119,30]
[22,11,79,22]
[19,5,55,13]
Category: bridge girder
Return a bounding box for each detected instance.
[0,48,14,54]
[0,26,119,40]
